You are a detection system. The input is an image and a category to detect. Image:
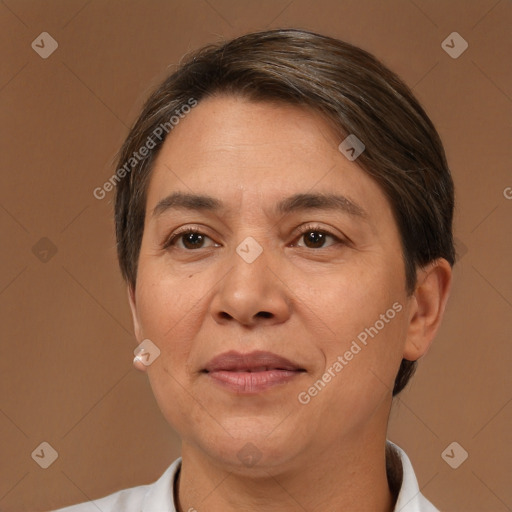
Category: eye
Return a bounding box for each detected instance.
[163,227,219,250]
[293,224,343,249]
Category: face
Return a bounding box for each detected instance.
[129,95,413,474]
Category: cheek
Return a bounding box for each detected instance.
[331,305,407,403]
[298,312,405,436]
[297,262,401,347]
[293,258,406,397]
[135,262,209,337]
[134,266,212,398]
[134,268,206,431]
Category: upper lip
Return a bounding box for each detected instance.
[203,350,305,372]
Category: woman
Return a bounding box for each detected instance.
[56,28,453,511]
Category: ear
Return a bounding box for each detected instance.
[127,284,143,343]
[128,284,148,373]
[403,258,453,361]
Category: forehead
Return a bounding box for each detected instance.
[159,95,340,169]
[145,95,391,225]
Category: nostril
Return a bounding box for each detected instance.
[257,311,273,319]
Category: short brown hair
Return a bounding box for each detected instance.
[114,28,455,395]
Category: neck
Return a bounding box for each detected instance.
[175,433,396,512]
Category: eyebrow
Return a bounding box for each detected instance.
[152,192,222,217]
[152,191,368,220]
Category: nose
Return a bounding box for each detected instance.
[209,242,292,327]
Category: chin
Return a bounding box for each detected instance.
[199,425,305,475]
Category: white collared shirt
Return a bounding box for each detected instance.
[53,442,438,511]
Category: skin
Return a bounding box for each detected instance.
[128,94,452,512]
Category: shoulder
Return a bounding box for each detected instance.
[50,458,181,512]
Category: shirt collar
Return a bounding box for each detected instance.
[389,441,439,511]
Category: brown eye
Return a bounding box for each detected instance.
[302,231,328,248]
[164,228,218,250]
[295,227,339,249]
[181,232,206,249]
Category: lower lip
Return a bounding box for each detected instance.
[205,370,303,393]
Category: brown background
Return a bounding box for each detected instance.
[1,0,511,511]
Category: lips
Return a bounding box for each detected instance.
[203,350,305,373]
[202,351,305,393]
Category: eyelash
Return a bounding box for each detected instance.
[162,224,346,250]
[291,223,345,249]
[162,226,208,250]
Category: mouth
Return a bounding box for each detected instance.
[202,350,306,393]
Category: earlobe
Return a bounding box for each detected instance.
[127,284,148,373]
[133,350,149,372]
[403,258,452,361]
